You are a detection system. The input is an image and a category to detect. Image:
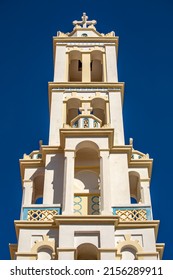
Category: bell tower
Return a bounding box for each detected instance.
[9,13,164,260]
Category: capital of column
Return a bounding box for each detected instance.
[23,180,33,189]
[64,150,75,159]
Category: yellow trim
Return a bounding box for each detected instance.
[156,243,165,259]
[136,252,159,260]
[59,127,114,149]
[9,244,17,260]
[19,144,153,181]
[14,216,160,238]
[48,82,125,111]
[53,35,119,62]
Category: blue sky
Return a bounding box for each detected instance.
[0,0,172,260]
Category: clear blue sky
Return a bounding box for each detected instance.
[0,0,172,260]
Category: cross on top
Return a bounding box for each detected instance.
[73,12,97,28]
[79,103,93,115]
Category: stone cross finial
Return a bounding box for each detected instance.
[73,12,97,28]
[79,103,93,115]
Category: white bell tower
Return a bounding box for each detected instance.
[9,13,164,260]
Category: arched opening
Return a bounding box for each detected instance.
[37,247,53,260]
[129,171,141,204]
[90,50,103,82]
[32,175,44,204]
[66,98,81,125]
[74,141,100,215]
[76,243,98,260]
[91,97,106,125]
[69,50,82,81]
[121,246,137,260]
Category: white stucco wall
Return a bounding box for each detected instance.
[54,45,66,82]
[49,91,63,146]
[105,45,118,82]
[109,91,125,145]
[110,153,130,205]
[43,153,64,204]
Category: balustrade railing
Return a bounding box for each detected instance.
[22,207,61,221]
[112,207,152,221]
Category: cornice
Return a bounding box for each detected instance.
[48,82,125,110]
[156,243,165,260]
[19,144,153,181]
[14,216,160,239]
[19,159,43,182]
[59,128,114,149]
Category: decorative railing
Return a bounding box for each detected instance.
[74,195,100,215]
[112,207,152,221]
[22,207,61,221]
[72,117,100,128]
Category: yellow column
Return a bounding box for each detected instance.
[82,53,91,82]
[102,53,107,82]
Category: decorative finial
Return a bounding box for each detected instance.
[73,12,97,28]
[129,137,133,147]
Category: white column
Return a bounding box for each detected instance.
[109,91,125,145]
[141,182,152,205]
[23,180,33,205]
[62,151,75,215]
[105,45,118,82]
[48,91,63,146]
[100,151,112,215]
[43,154,54,205]
[54,45,66,82]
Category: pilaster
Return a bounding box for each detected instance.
[62,151,75,215]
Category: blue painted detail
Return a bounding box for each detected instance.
[91,196,100,214]
[74,196,82,215]
[112,207,152,220]
[93,120,99,128]
[22,207,62,220]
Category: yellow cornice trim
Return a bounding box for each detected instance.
[48,82,125,111]
[59,128,114,149]
[19,144,153,181]
[156,243,165,259]
[9,244,17,260]
[53,35,119,61]
[117,220,160,238]
[111,145,153,177]
[14,216,160,239]
[19,159,43,182]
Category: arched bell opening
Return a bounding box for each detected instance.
[32,175,44,204]
[66,97,81,125]
[91,97,106,125]
[90,50,103,82]
[69,50,82,81]
[129,171,142,204]
[74,141,100,215]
